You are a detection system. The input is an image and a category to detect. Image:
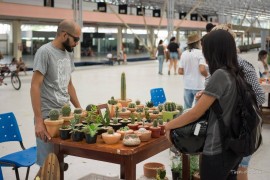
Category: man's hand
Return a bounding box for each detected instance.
[35,118,51,142]
[195,90,203,100]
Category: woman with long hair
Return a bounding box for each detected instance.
[157,40,166,75]
[166,30,244,180]
[167,37,181,75]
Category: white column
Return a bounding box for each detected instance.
[73,0,82,60]
[12,21,22,59]
[117,26,123,57]
[261,30,268,51]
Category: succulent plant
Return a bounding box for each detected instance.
[121,72,126,100]
[176,104,184,114]
[164,102,177,112]
[146,101,154,108]
[61,104,71,117]
[128,103,136,108]
[108,96,117,105]
[74,113,81,122]
[115,106,119,118]
[74,108,82,114]
[158,119,164,125]
[107,128,114,134]
[130,114,135,124]
[113,118,118,124]
[119,126,130,131]
[158,104,163,112]
[122,107,127,112]
[145,111,150,120]
[135,100,141,105]
[49,109,60,120]
[101,109,111,127]
[136,108,143,113]
[156,169,166,180]
[153,110,159,114]
[86,104,96,112]
[137,113,142,122]
[153,119,158,127]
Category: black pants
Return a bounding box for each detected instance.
[200,150,242,180]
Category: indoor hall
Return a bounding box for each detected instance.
[0,50,269,180]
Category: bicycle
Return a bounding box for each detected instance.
[0,64,21,90]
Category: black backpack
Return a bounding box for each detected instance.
[214,73,263,157]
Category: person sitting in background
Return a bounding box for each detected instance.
[257,50,269,78]
[17,57,27,75]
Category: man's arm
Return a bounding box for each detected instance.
[68,78,81,108]
[30,71,51,141]
[199,65,208,77]
[178,67,184,75]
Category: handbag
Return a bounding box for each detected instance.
[170,100,218,154]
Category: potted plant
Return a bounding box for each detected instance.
[110,118,122,131]
[134,127,152,142]
[133,108,145,118]
[156,169,168,180]
[135,99,144,109]
[122,134,141,147]
[102,128,121,144]
[44,109,64,138]
[138,119,150,130]
[118,107,131,119]
[70,114,84,142]
[149,120,161,138]
[98,109,111,135]
[61,104,73,126]
[117,126,133,139]
[59,125,72,140]
[146,101,155,110]
[117,72,132,107]
[127,113,139,131]
[162,102,179,121]
[158,118,165,135]
[83,105,98,125]
[171,155,182,180]
[119,118,131,127]
[149,110,162,121]
[107,96,120,117]
[127,102,136,112]
[83,123,100,144]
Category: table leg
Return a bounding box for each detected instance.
[53,144,64,180]
[182,154,190,180]
[120,156,136,180]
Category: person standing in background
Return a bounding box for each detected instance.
[178,33,207,109]
[167,37,181,75]
[257,50,269,78]
[157,40,166,75]
[30,19,82,177]
[122,43,127,64]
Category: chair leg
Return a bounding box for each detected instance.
[14,167,20,180]
[25,167,30,180]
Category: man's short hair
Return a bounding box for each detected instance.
[206,23,216,32]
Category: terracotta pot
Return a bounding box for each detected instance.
[118,110,131,119]
[149,113,162,121]
[143,162,165,178]
[118,99,132,107]
[127,124,139,131]
[127,108,136,113]
[61,114,74,126]
[102,132,121,144]
[117,129,134,139]
[150,127,161,138]
[44,118,64,138]
[136,104,144,109]
[134,129,152,142]
[159,125,165,135]
[133,111,145,118]
[138,125,150,130]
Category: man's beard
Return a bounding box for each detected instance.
[62,38,73,52]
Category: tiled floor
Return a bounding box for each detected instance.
[0,50,270,180]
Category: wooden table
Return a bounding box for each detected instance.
[50,135,171,180]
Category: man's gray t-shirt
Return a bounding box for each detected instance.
[33,42,75,119]
[203,69,238,155]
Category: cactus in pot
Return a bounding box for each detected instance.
[162,102,179,121]
[44,109,64,138]
[150,119,161,138]
[62,104,71,117]
[49,109,60,120]
[118,72,132,107]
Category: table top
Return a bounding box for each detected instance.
[50,135,170,156]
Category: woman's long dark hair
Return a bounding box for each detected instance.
[202,30,241,77]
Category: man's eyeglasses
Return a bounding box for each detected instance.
[65,32,80,43]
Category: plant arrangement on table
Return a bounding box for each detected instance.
[117,126,134,140]
[44,109,64,138]
[162,102,179,121]
[61,104,73,126]
[70,114,84,142]
[102,128,121,145]
[59,125,72,140]
[149,119,161,138]
[83,123,100,144]
[117,72,132,107]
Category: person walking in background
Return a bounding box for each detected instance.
[30,19,82,177]
[167,37,181,75]
[257,50,269,78]
[178,33,208,109]
[122,43,127,64]
[17,57,28,75]
[157,40,166,75]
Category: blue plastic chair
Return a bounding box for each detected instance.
[0,112,36,180]
[150,88,166,106]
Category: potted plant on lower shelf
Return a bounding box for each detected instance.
[83,123,100,144]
